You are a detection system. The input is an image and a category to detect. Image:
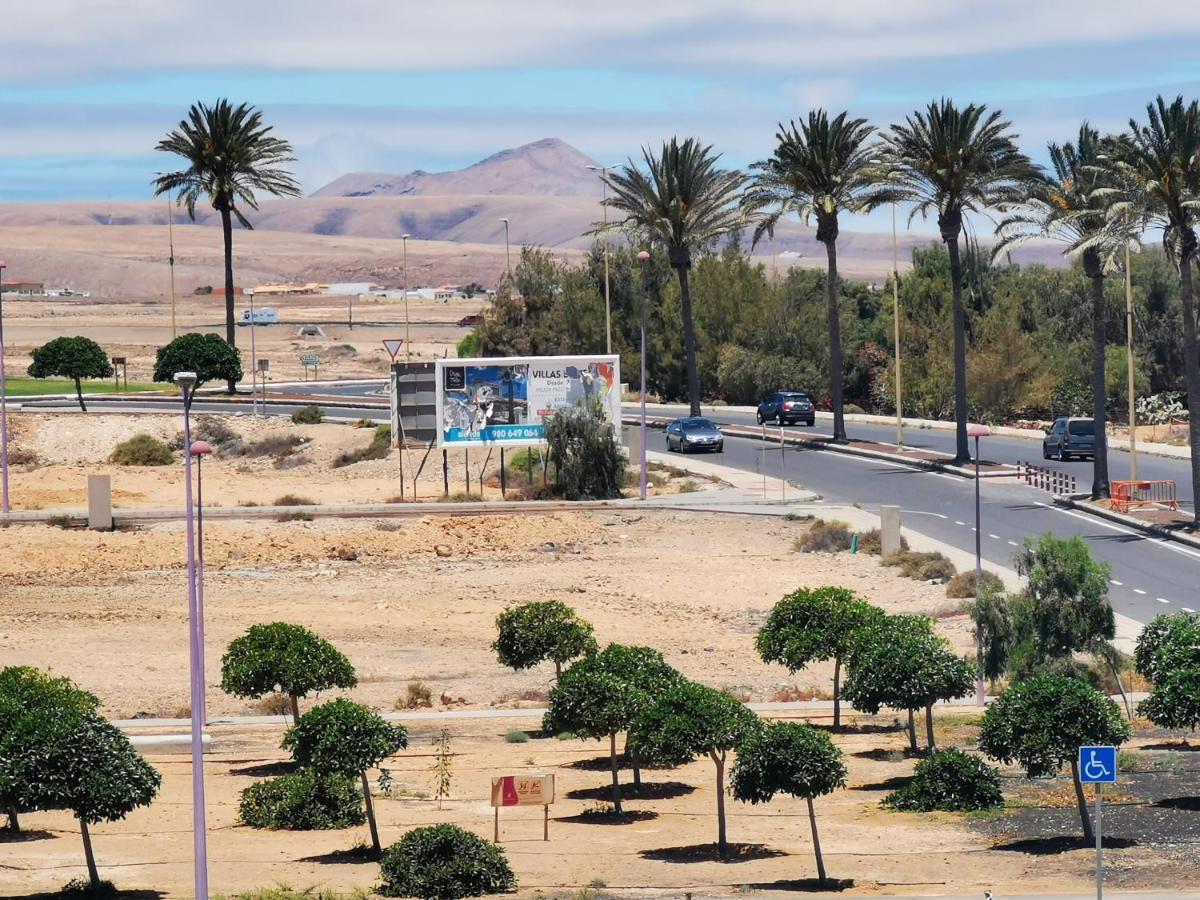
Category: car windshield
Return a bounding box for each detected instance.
[682,419,716,431]
[1068,420,1094,436]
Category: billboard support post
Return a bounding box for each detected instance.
[442,450,449,497]
[464,449,470,494]
[500,448,507,497]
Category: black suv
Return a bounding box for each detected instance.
[756,391,815,426]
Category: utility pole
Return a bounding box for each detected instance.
[587,165,613,353]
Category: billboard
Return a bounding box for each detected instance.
[435,355,620,448]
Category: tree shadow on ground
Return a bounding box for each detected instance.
[298,844,379,865]
[0,828,58,843]
[1141,741,1199,752]
[852,747,922,761]
[12,892,166,900]
[1156,796,1200,811]
[563,754,674,772]
[850,776,913,792]
[740,878,855,892]
[558,809,659,825]
[992,836,1138,854]
[641,842,787,864]
[813,722,904,735]
[228,760,298,778]
[567,781,696,802]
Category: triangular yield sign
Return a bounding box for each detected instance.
[382,339,404,359]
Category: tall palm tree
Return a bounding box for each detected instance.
[1110,96,1200,521]
[746,110,878,441]
[876,99,1042,463]
[602,138,748,416]
[153,99,300,390]
[994,124,1120,499]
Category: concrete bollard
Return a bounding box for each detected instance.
[879,505,902,556]
[87,474,112,531]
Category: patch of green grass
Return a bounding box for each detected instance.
[2,377,165,397]
[504,729,530,744]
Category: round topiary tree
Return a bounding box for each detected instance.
[283,698,408,854]
[378,823,516,899]
[152,332,244,392]
[27,336,113,412]
[1134,611,1200,734]
[978,673,1131,842]
[883,746,1003,812]
[542,644,682,813]
[730,721,847,884]
[221,622,357,722]
[239,770,365,830]
[631,681,763,857]
[493,600,597,680]
[755,586,884,731]
[0,708,160,890]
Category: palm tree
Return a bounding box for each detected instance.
[746,110,878,441]
[602,138,748,416]
[153,99,300,391]
[1109,96,1200,522]
[876,99,1042,463]
[994,124,1120,498]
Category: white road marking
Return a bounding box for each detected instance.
[1033,501,1200,561]
[988,533,1001,540]
[1134,589,1147,595]
[903,511,950,519]
[1111,580,1123,586]
[1183,607,1196,613]
[955,521,966,526]
[1007,540,1019,546]
[1157,598,1170,604]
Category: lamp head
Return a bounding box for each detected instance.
[637,251,651,262]
[402,233,410,240]
[967,423,991,438]
[190,440,214,457]
[173,371,198,389]
[0,260,6,270]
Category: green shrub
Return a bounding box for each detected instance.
[291,405,324,425]
[504,730,529,744]
[715,344,823,406]
[193,416,239,447]
[108,434,173,466]
[796,520,853,553]
[856,528,909,556]
[333,426,391,468]
[544,403,625,500]
[239,771,365,830]
[883,747,1003,812]
[378,824,516,899]
[945,570,1004,599]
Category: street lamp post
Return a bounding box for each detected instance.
[967,422,992,705]
[172,371,209,900]
[586,165,613,354]
[499,218,511,275]
[402,234,411,361]
[190,439,213,725]
[638,251,651,500]
[155,174,179,338]
[0,260,9,514]
[247,290,259,416]
[1125,240,1138,481]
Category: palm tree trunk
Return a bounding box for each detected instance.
[361,770,381,854]
[219,206,238,394]
[945,236,971,464]
[1070,758,1094,842]
[832,654,842,732]
[74,375,87,413]
[80,818,101,888]
[712,751,728,858]
[806,795,827,885]
[1178,245,1200,525]
[823,240,847,441]
[609,732,623,814]
[1090,273,1111,499]
[676,265,702,417]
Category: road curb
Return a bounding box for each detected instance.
[1055,495,1200,551]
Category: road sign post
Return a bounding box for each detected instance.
[382,339,404,362]
[1079,745,1117,900]
[300,354,319,381]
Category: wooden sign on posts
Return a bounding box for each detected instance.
[110,356,127,391]
[490,774,554,842]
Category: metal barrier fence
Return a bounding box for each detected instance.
[1017,462,1077,495]
[1111,480,1180,514]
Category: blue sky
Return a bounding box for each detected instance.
[6,0,1200,234]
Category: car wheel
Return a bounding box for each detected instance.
[1060,443,1070,461]
[716,442,724,453]
[806,418,815,427]
[756,410,764,425]
[1042,445,1051,460]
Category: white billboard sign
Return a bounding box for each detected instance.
[435,355,620,448]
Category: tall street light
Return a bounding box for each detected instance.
[967,421,992,705]
[0,260,9,514]
[172,370,210,900]
[586,164,614,354]
[499,218,511,275]
[1124,237,1138,481]
[638,250,651,500]
[402,234,411,361]
[190,439,213,725]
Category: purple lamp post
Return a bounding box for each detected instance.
[0,259,10,514]
[637,250,651,500]
[174,371,209,900]
[967,421,992,705]
[190,439,214,725]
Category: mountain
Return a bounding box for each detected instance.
[311,138,603,199]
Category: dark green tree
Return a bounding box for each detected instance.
[221,622,357,723]
[153,332,244,393]
[378,823,516,899]
[979,673,1130,841]
[883,746,1003,812]
[603,138,749,415]
[283,698,408,854]
[967,578,1014,684]
[492,601,597,680]
[0,708,160,889]
[544,402,626,500]
[755,586,883,731]
[747,110,879,440]
[877,99,1043,462]
[631,681,762,857]
[1134,611,1200,733]
[730,721,847,883]
[153,99,300,391]
[542,644,682,813]
[26,336,113,412]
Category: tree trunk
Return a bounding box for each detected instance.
[6,803,20,833]
[676,265,702,417]
[219,205,238,394]
[290,694,301,723]
[623,734,642,789]
[823,239,847,441]
[361,770,381,854]
[712,751,728,858]
[945,237,971,464]
[924,703,937,754]
[74,376,87,412]
[1070,758,1094,843]
[554,660,562,680]
[80,817,100,888]
[609,732,623,814]
[806,795,827,885]
[906,708,918,753]
[1106,654,1134,720]
[1089,272,1111,499]
[832,654,842,732]
[1178,243,1200,525]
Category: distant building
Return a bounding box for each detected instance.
[434,284,464,301]
[326,282,378,295]
[2,281,45,295]
[252,282,324,296]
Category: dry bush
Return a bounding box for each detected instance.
[856,528,910,556]
[276,511,314,523]
[770,686,834,703]
[7,447,39,466]
[399,681,433,709]
[273,494,316,507]
[945,569,1004,599]
[109,433,174,466]
[883,550,957,582]
[252,694,292,716]
[333,426,391,468]
[437,492,484,503]
[795,520,853,553]
[242,434,305,459]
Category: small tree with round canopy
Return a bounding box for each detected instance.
[26,336,113,412]
[153,332,244,394]
[221,622,357,722]
[283,698,408,855]
[755,586,883,731]
[493,600,597,680]
[1134,611,1200,736]
[978,673,1130,842]
[630,681,763,857]
[730,721,847,884]
[0,708,160,889]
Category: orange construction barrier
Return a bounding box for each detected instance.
[1111,480,1180,514]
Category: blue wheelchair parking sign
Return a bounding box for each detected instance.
[1079,746,1118,784]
